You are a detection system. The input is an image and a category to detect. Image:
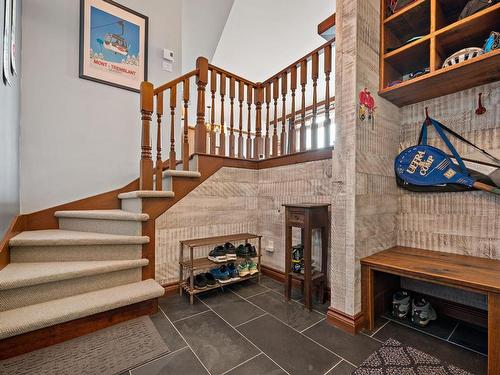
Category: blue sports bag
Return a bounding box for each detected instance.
[395,118,500,193]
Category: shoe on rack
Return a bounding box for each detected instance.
[244,243,257,257]
[392,291,411,319]
[237,260,250,277]
[208,245,227,262]
[205,272,216,286]
[224,242,237,260]
[236,244,249,258]
[411,297,437,327]
[210,265,231,284]
[227,262,240,280]
[194,273,208,289]
[292,244,303,261]
[247,258,259,275]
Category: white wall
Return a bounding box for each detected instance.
[0,0,21,235]
[212,0,335,82]
[181,0,234,72]
[20,0,182,213]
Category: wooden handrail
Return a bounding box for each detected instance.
[154,69,198,95]
[262,38,335,85]
[208,64,258,87]
[140,36,336,187]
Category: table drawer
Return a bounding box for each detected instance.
[287,208,305,225]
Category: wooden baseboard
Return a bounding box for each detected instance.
[163,282,179,297]
[326,307,364,335]
[0,298,158,360]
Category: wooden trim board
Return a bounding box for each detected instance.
[326,307,364,335]
[318,14,336,35]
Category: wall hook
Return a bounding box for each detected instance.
[475,93,486,115]
[424,107,431,125]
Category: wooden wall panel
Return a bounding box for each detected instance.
[398,82,500,259]
[257,159,332,274]
[155,167,259,285]
[155,160,331,285]
[332,0,401,315]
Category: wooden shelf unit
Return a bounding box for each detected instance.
[179,233,262,304]
[379,1,500,106]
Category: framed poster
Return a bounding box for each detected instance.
[79,0,148,92]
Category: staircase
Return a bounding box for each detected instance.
[0,169,202,359]
[0,37,335,358]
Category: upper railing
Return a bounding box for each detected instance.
[139,38,335,190]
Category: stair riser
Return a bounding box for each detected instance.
[121,198,142,213]
[0,268,142,311]
[162,176,173,191]
[10,244,143,262]
[189,155,199,171]
[58,218,143,236]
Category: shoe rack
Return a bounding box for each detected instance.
[179,233,262,304]
[379,0,500,106]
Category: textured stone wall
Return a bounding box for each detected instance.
[258,159,332,274]
[155,167,259,285]
[331,0,400,315]
[155,159,332,285]
[398,82,500,259]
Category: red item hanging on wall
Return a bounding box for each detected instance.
[476,93,486,115]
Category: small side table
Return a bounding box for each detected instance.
[283,203,329,311]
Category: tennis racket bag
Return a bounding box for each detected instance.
[395,118,500,193]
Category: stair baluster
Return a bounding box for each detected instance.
[289,66,297,154]
[280,72,288,156]
[324,44,332,148]
[246,84,253,159]
[219,73,226,157]
[209,69,217,155]
[229,77,236,158]
[182,78,190,170]
[254,84,263,160]
[155,92,163,190]
[238,81,244,159]
[272,77,279,157]
[300,60,307,152]
[265,83,271,159]
[169,86,177,170]
[311,52,319,150]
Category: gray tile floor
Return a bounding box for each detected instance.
[124,276,487,375]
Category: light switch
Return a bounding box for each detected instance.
[162,61,173,72]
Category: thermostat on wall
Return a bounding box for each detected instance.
[163,48,174,62]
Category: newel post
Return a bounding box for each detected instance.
[195,57,209,154]
[140,81,154,190]
[253,83,264,160]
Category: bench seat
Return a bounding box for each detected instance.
[361,246,500,375]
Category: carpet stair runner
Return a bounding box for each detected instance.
[0,166,202,346]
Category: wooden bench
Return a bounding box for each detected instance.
[361,246,500,375]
